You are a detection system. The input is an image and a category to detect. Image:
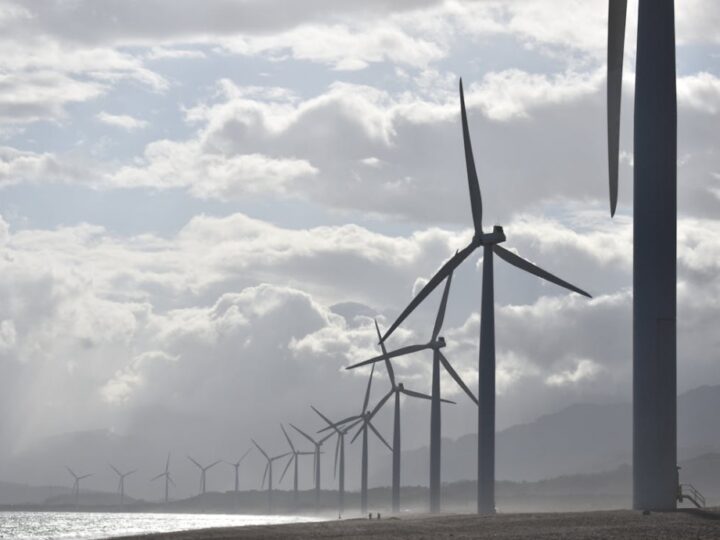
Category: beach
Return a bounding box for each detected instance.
[117,508,720,539]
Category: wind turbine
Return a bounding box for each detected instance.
[66,467,92,508]
[369,318,456,513]
[226,448,252,493]
[290,423,334,512]
[278,425,314,509]
[378,80,591,514]
[326,363,391,514]
[606,0,678,511]
[252,439,290,513]
[187,457,220,496]
[151,453,175,503]
[109,465,136,506]
[348,271,477,513]
[311,406,361,516]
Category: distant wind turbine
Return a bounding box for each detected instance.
[378,79,590,514]
[151,453,175,503]
[279,425,314,509]
[311,405,361,516]
[66,467,92,508]
[370,318,456,513]
[252,439,290,513]
[187,456,220,496]
[290,423,334,512]
[348,270,477,512]
[326,363,391,514]
[109,464,136,506]
[225,448,252,493]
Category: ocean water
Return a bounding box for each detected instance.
[0,511,321,539]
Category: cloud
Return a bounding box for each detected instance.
[545,358,603,387]
[111,141,318,198]
[96,112,149,131]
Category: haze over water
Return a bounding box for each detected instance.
[0,511,321,540]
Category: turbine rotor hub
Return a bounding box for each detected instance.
[476,225,506,246]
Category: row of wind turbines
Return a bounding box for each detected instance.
[68,77,592,517]
[69,0,682,515]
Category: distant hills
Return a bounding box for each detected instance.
[373,385,720,485]
[1,385,718,509]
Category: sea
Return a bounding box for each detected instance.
[0,511,321,539]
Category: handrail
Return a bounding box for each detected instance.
[680,483,706,508]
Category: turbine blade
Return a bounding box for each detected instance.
[165,452,171,473]
[317,414,361,434]
[432,271,454,341]
[109,465,121,476]
[607,0,627,217]
[169,476,177,488]
[311,405,341,434]
[187,456,202,469]
[381,242,476,342]
[347,344,429,371]
[239,447,252,464]
[207,460,221,470]
[290,423,317,446]
[460,78,483,235]
[343,418,363,435]
[333,436,340,480]
[319,430,335,445]
[350,423,365,444]
[251,440,270,461]
[151,473,164,482]
[438,350,478,405]
[362,363,375,413]
[368,421,393,452]
[375,319,395,388]
[279,454,293,484]
[369,389,394,421]
[66,467,76,479]
[79,474,93,480]
[493,245,592,298]
[281,424,297,453]
[400,388,432,401]
[261,463,269,489]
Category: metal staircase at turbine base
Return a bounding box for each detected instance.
[678,483,706,509]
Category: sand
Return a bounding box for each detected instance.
[116,508,720,539]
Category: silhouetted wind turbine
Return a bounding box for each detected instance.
[151,453,175,503]
[187,457,220,496]
[226,448,252,493]
[109,465,136,506]
[66,467,92,508]
[378,80,590,514]
[349,271,477,512]
[290,423,333,512]
[326,364,392,514]
[252,439,290,513]
[312,406,361,516]
[606,0,678,511]
[279,425,314,509]
[370,318,456,513]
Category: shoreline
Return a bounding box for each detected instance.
[113,508,720,540]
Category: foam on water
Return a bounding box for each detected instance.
[0,511,321,539]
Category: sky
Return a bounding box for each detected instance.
[0,0,718,494]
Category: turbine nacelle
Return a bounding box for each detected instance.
[429,336,446,350]
[475,225,506,246]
